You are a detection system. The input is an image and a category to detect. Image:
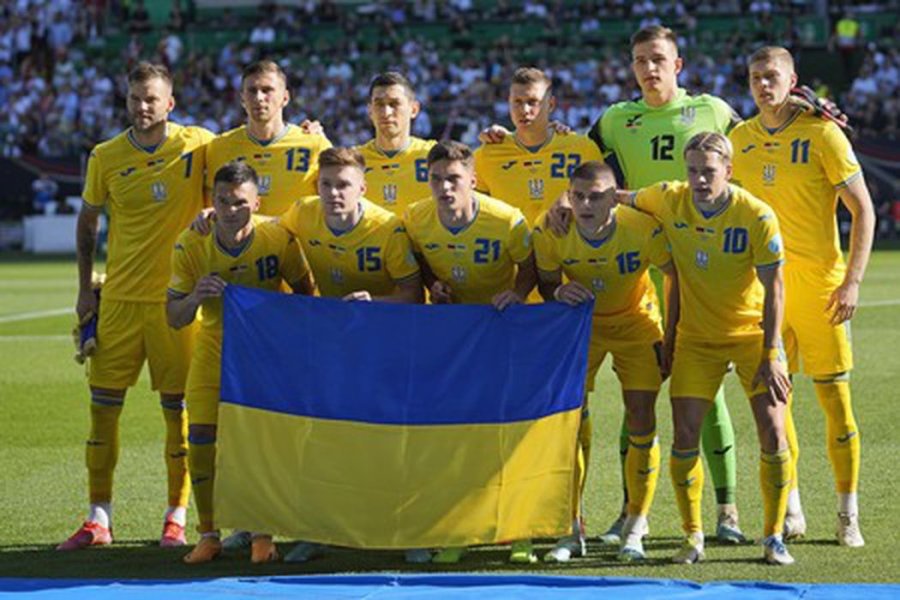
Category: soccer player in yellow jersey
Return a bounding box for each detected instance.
[357,72,436,214]
[169,161,314,565]
[730,46,875,547]
[404,140,536,565]
[625,132,794,566]
[59,63,214,552]
[533,161,678,563]
[205,60,332,217]
[473,68,602,227]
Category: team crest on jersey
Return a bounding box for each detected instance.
[451,265,467,283]
[258,175,272,195]
[330,267,344,284]
[763,164,776,186]
[680,106,696,126]
[695,250,709,270]
[383,184,398,205]
[591,278,605,292]
[528,178,545,200]
[151,181,167,202]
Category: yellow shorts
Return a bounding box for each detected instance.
[185,332,222,426]
[89,299,195,393]
[784,265,853,375]
[586,315,663,393]
[670,335,778,400]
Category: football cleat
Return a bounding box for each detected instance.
[250,535,280,563]
[543,534,586,563]
[284,541,326,563]
[598,514,625,545]
[783,511,807,541]
[672,533,705,564]
[222,530,253,551]
[836,512,865,548]
[56,521,112,551]
[509,539,538,564]
[762,534,795,565]
[716,511,747,544]
[183,535,222,564]
[404,548,433,564]
[617,538,646,562]
[431,546,467,564]
[159,519,186,547]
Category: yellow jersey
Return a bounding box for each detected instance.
[206,124,332,217]
[168,217,309,334]
[404,193,533,305]
[473,133,602,225]
[633,181,784,341]
[533,207,670,326]
[356,137,436,214]
[278,197,419,298]
[729,112,861,270]
[83,123,214,303]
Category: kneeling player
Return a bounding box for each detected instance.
[167,161,315,564]
[533,161,677,562]
[624,133,794,565]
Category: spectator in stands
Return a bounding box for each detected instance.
[31,171,58,214]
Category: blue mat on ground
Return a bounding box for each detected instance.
[1,575,898,599]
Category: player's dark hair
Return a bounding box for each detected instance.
[510,67,552,90]
[241,59,288,86]
[214,160,260,188]
[570,161,615,184]
[748,46,795,71]
[368,72,416,100]
[630,25,678,50]
[426,140,474,168]
[127,62,173,87]
[319,147,366,172]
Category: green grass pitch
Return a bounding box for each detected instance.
[1,251,898,582]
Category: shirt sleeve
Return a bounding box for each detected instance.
[507,211,533,264]
[646,222,672,268]
[819,122,862,189]
[276,201,303,237]
[632,182,669,218]
[473,148,490,193]
[532,224,561,273]
[384,222,421,282]
[280,236,311,286]
[402,207,422,254]
[82,149,106,208]
[751,208,785,269]
[168,234,198,297]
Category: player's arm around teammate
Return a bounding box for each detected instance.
[533,161,678,563]
[169,162,313,565]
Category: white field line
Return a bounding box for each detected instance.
[0,308,72,323]
[0,335,69,341]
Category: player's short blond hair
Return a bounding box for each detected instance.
[571,161,616,184]
[748,46,795,71]
[630,25,678,50]
[427,140,474,169]
[511,67,552,89]
[684,132,733,163]
[128,62,172,87]
[241,59,288,86]
[319,147,366,172]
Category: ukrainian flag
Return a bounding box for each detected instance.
[216,286,592,549]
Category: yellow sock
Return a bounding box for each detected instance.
[814,378,859,493]
[670,447,703,535]
[760,449,791,536]
[86,394,123,504]
[161,399,191,508]
[571,407,592,520]
[784,391,800,493]
[625,430,660,517]
[188,437,217,534]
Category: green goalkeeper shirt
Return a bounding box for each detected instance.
[588,88,740,188]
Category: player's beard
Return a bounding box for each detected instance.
[131,113,167,136]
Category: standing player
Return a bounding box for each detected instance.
[59,62,214,551]
[474,68,602,227]
[357,72,436,214]
[625,132,793,566]
[404,140,537,564]
[546,25,746,545]
[730,46,875,547]
[169,161,314,565]
[275,147,423,564]
[206,60,332,217]
[533,161,678,562]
